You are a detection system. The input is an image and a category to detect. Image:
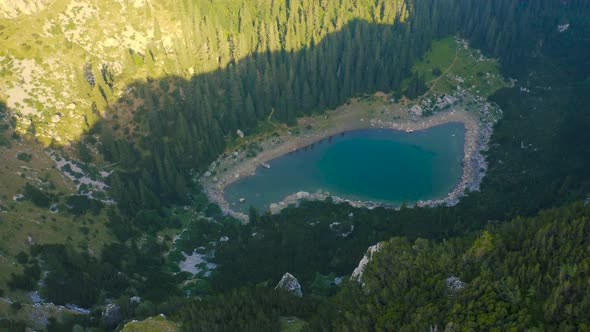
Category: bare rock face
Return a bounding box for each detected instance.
[351,242,383,284]
[0,0,50,18]
[275,272,303,297]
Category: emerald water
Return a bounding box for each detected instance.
[224,122,465,212]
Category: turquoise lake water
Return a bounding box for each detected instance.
[224,122,465,213]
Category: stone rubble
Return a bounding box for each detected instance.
[446,276,467,292]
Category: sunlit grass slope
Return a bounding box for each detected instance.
[401,36,508,99]
[0,0,409,144]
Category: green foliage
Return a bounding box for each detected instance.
[7,259,41,291]
[133,209,182,233]
[106,208,138,241]
[0,135,10,147]
[178,287,317,332]
[23,183,52,208]
[99,238,180,302]
[403,73,427,99]
[464,230,494,260]
[76,142,93,163]
[120,315,178,332]
[15,251,29,264]
[0,319,26,332]
[0,101,6,119]
[65,195,104,216]
[401,35,509,98]
[205,203,222,219]
[24,241,179,308]
[30,244,124,306]
[279,317,307,332]
[0,101,10,147]
[311,202,590,330]
[16,152,32,162]
[310,272,337,297]
[46,312,103,332]
[10,302,22,312]
[128,49,145,66]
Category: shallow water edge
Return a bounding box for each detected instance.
[199,93,500,222]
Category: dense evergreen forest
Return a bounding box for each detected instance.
[313,202,590,331]
[176,202,590,331]
[5,0,590,330]
[95,0,588,220]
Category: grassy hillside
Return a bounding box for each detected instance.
[120,315,178,332]
[401,36,509,99]
[0,137,113,294]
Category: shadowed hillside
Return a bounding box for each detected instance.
[95,18,449,218]
[91,0,590,226]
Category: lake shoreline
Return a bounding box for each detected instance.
[200,92,499,222]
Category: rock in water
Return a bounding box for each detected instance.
[236,129,244,138]
[351,243,383,284]
[275,272,303,297]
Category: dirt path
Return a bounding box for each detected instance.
[420,46,459,102]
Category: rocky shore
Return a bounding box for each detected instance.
[199,91,502,222]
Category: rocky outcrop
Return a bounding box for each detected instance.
[275,272,303,297]
[0,0,50,18]
[351,243,383,284]
[102,303,122,327]
[445,276,466,292]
